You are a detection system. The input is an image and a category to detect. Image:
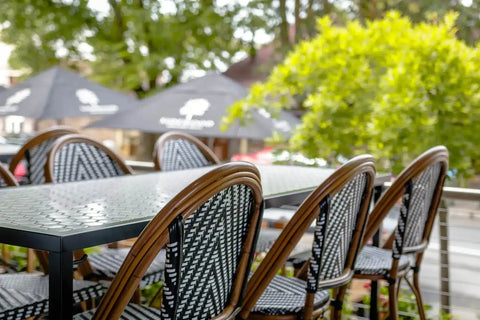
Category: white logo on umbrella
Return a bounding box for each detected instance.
[76,88,119,115]
[159,98,215,130]
[179,98,210,120]
[0,89,31,113]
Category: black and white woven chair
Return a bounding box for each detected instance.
[153,131,220,171]
[354,146,449,320]
[73,162,263,319]
[43,134,165,290]
[239,155,376,320]
[8,126,77,185]
[0,164,105,320]
[0,274,104,320]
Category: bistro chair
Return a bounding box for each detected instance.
[0,163,105,320]
[73,162,263,319]
[239,155,376,320]
[353,146,449,320]
[153,131,220,171]
[43,134,165,291]
[8,126,77,185]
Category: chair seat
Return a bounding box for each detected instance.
[251,275,330,316]
[73,303,161,319]
[0,274,104,320]
[354,246,410,276]
[89,248,166,287]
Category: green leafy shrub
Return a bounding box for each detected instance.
[225,12,480,177]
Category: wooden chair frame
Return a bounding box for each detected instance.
[240,155,376,320]
[153,131,220,171]
[8,126,78,178]
[90,162,263,319]
[0,163,19,187]
[355,146,449,320]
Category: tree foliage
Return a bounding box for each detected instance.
[225,12,480,176]
[0,0,255,96]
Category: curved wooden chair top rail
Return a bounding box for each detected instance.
[240,155,376,319]
[361,145,449,248]
[44,133,133,183]
[91,162,263,319]
[153,131,220,171]
[8,126,78,176]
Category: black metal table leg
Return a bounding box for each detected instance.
[49,251,73,320]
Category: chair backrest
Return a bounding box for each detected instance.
[153,131,220,171]
[0,163,18,187]
[240,155,376,319]
[361,146,449,258]
[45,134,133,183]
[8,126,77,185]
[91,162,263,319]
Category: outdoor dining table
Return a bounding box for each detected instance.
[0,164,389,319]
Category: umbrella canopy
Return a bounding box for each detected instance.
[0,66,136,120]
[88,73,299,140]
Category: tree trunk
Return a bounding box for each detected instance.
[294,0,301,43]
[279,0,290,48]
[108,0,125,39]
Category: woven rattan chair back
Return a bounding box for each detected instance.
[240,155,376,319]
[8,126,77,185]
[91,162,263,320]
[45,134,133,183]
[361,146,449,256]
[153,131,220,171]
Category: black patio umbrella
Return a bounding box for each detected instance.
[0,66,136,120]
[87,73,299,140]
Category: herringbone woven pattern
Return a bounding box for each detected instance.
[354,246,410,276]
[88,248,166,287]
[307,173,367,292]
[73,304,162,320]
[0,274,104,320]
[393,163,441,258]
[52,143,124,182]
[251,275,330,316]
[160,184,254,319]
[25,139,57,184]
[160,139,212,171]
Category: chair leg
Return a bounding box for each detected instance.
[27,249,36,273]
[133,287,142,304]
[388,283,399,320]
[370,280,379,320]
[405,273,426,320]
[331,285,348,320]
[396,277,402,298]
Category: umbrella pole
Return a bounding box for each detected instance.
[240,138,248,154]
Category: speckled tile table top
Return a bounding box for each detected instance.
[0,165,336,240]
